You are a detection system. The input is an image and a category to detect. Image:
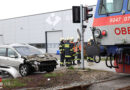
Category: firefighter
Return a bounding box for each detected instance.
[59,37,65,66]
[64,37,72,67]
[75,37,81,64]
[70,37,76,65]
[64,38,67,43]
[87,38,94,62]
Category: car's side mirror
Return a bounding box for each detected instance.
[10,55,18,58]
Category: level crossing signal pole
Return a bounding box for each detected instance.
[80,5,84,69]
[72,5,93,69]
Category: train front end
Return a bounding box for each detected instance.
[92,0,130,73]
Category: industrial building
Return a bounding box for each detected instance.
[0,5,96,53]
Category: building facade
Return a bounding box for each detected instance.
[0,5,96,53]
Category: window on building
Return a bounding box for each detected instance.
[0,48,6,56]
[99,0,123,14]
[29,43,46,49]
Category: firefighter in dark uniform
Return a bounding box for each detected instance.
[87,38,94,62]
[75,38,81,64]
[59,38,65,66]
[70,37,76,65]
[64,38,71,67]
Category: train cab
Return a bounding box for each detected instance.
[92,0,130,73]
[93,0,130,45]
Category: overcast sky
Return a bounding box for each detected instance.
[0,0,97,20]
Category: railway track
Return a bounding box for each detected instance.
[58,74,130,90]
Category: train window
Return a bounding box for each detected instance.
[128,0,130,10]
[99,0,123,14]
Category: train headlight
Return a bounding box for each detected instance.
[94,29,101,38]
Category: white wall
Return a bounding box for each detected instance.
[0,5,96,44]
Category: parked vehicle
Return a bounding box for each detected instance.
[0,44,57,76]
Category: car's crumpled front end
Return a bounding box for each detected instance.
[22,53,58,72]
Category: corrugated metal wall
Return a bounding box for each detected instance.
[0,5,96,53]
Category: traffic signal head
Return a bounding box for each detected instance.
[72,6,93,23]
[72,6,80,23]
[84,7,93,21]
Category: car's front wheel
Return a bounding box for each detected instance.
[19,64,30,77]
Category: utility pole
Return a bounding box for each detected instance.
[80,4,84,69]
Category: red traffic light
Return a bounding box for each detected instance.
[84,7,93,21]
[0,77,2,82]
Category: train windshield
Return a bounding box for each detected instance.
[128,0,130,10]
[99,0,123,14]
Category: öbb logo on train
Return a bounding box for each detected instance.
[114,27,130,35]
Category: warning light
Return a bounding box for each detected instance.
[102,30,107,36]
[0,77,2,82]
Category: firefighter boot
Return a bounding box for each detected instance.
[77,60,81,64]
[60,62,64,67]
[73,61,77,65]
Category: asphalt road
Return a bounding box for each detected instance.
[88,74,130,90]
[56,59,115,72]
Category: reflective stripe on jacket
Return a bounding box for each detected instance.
[64,41,71,58]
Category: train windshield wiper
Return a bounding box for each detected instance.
[100,0,109,16]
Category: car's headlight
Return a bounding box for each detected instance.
[34,61,40,65]
[94,29,101,38]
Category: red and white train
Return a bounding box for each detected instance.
[92,0,130,73]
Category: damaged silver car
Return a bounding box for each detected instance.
[0,44,57,77]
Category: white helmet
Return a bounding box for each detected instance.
[87,38,90,42]
[60,37,64,41]
[77,36,80,41]
[87,36,92,42]
[90,36,93,40]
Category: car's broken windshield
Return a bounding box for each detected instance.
[14,46,42,56]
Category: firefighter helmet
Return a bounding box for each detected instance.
[87,38,90,42]
[77,36,80,41]
[69,37,72,40]
[90,36,93,40]
[60,37,64,41]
